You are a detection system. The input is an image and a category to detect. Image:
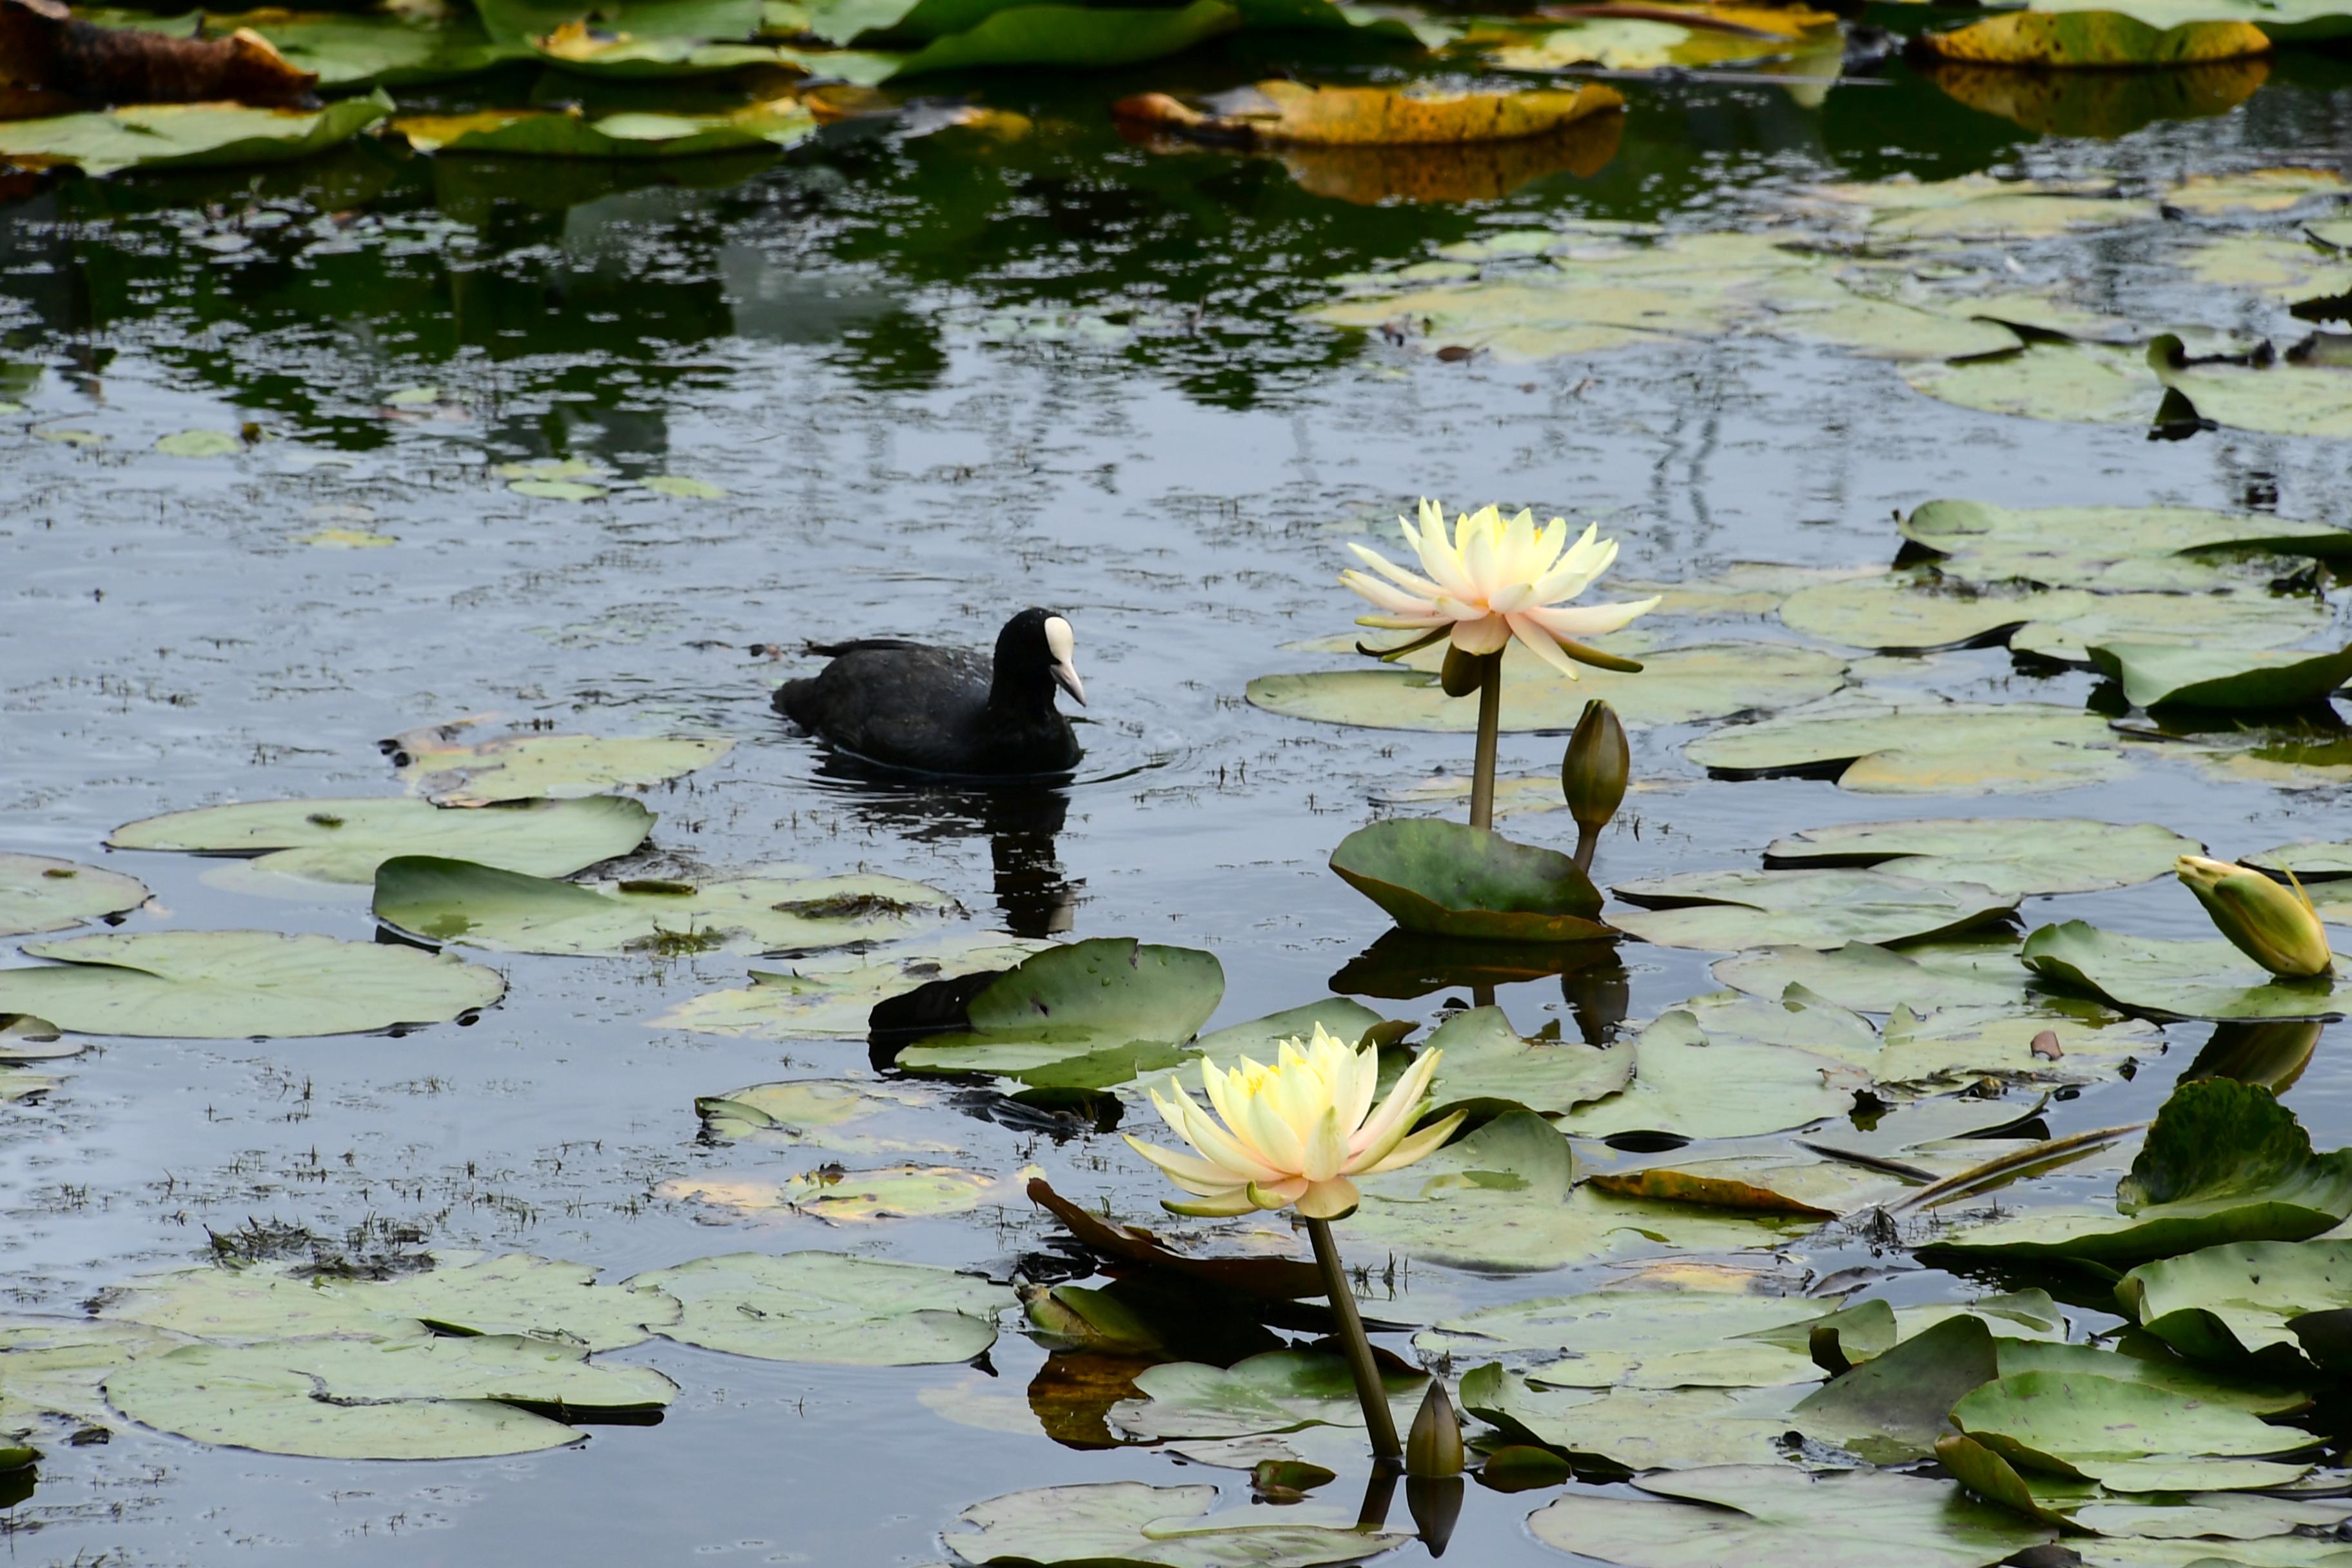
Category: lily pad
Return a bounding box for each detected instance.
[1916,10,2271,64]
[1923,1079,2352,1266]
[2119,1240,2352,1367]
[1997,1338,2309,1416]
[110,796,652,885]
[386,722,732,807]
[1763,818,2197,901]
[1793,1313,2001,1462]
[1779,573,2097,654]
[943,1481,1407,1568]
[1611,868,2016,952]
[1108,1350,1423,1441]
[1949,1371,2318,1481]
[1248,640,1846,732]
[1525,1462,2054,1567]
[1714,939,2050,1013]
[2089,642,2352,712]
[1464,1367,1807,1472]
[694,1079,955,1153]
[106,1335,671,1459]
[0,930,503,1038]
[0,1317,195,1433]
[372,856,950,957]
[1191,997,1389,1061]
[153,429,241,458]
[0,92,392,177]
[648,934,1047,1039]
[1328,820,1609,944]
[1554,1009,1856,1140]
[395,101,819,158]
[629,1251,1008,1366]
[224,8,525,87]
[1422,1005,1632,1118]
[1901,341,2159,429]
[658,1162,1029,1223]
[1685,701,2133,794]
[1899,501,2352,594]
[1420,1293,1828,1389]
[2011,591,2331,665]
[895,937,1224,1088]
[2022,920,2352,1021]
[0,854,149,939]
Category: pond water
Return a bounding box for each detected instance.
[6,13,2352,1565]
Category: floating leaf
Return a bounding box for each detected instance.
[1916,11,2272,66]
[1997,1338,2309,1415]
[2166,166,2350,212]
[110,796,652,886]
[395,101,818,158]
[1464,1366,1805,1471]
[895,937,1224,1088]
[1900,342,2159,429]
[1420,1293,1827,1389]
[0,1317,193,1433]
[1924,1079,2352,1266]
[649,934,1046,1039]
[2089,642,2352,711]
[694,1079,955,1153]
[892,0,1240,77]
[0,930,503,1039]
[1685,701,2132,794]
[1248,640,1847,732]
[386,721,731,806]
[0,853,148,939]
[1192,997,1389,1062]
[659,1162,1030,1222]
[943,1481,1407,1568]
[1328,820,1607,945]
[1949,1370,2318,1482]
[223,8,525,88]
[1112,79,1623,146]
[372,856,949,957]
[0,92,391,177]
[152,429,241,458]
[1778,573,2097,654]
[630,1251,1007,1365]
[1803,172,2159,239]
[1422,1006,1631,1118]
[2023,920,2352,1021]
[2012,590,2330,665]
[1793,1313,2000,1462]
[642,475,726,498]
[1763,818,2197,901]
[2179,231,2352,304]
[2119,1239,2352,1367]
[1554,1008,1855,1139]
[1108,1350,1423,1441]
[1611,868,2015,952]
[1714,938,2050,1013]
[1525,1461,2053,1566]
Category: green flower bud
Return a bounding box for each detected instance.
[1561,699,1629,833]
[2177,855,2333,979]
[1406,1379,1464,1478]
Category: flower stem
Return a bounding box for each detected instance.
[1305,1217,1401,1464]
[1469,656,1502,832]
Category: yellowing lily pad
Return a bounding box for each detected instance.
[1916,11,2272,66]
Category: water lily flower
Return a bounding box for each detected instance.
[1127,1023,1465,1220]
[2178,855,2333,979]
[1342,500,1659,680]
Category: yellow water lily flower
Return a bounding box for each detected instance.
[2177,855,2333,979]
[1341,499,1659,678]
[1126,1023,1465,1220]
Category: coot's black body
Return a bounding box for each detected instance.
[773,607,1085,778]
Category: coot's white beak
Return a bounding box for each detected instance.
[1044,615,1086,707]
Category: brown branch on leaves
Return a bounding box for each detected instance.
[0,0,318,110]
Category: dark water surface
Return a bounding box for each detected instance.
[6,32,2352,1565]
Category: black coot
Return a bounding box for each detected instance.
[772,607,1086,777]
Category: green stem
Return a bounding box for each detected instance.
[1306,1216,1401,1464]
[1469,656,1502,832]
[1573,821,1600,873]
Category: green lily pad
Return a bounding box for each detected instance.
[1422,1005,1631,1118]
[1779,573,2097,653]
[1949,1371,2318,1482]
[387,723,732,806]
[99,1253,676,1352]
[395,101,818,159]
[2022,921,2352,1022]
[2089,642,2352,712]
[1794,1313,2001,1462]
[1350,1111,1808,1272]
[629,1251,1007,1366]
[1676,985,2146,1091]
[1329,820,1609,944]
[1420,1293,1829,1389]
[1191,998,1389,1061]
[1463,1366,1807,1472]
[2119,1240,2352,1367]
[2071,1491,2352,1540]
[153,429,241,458]
[894,0,1240,76]
[106,1334,671,1459]
[110,796,652,886]
[371,856,950,956]
[1611,868,2016,952]
[0,854,149,939]
[0,92,392,177]
[647,934,1046,1039]
[1923,1079,2352,1267]
[1901,341,2159,428]
[642,475,727,498]
[1805,172,2160,239]
[0,1317,194,1433]
[2246,842,2352,880]
[1997,1338,2310,1416]
[2155,349,2352,440]
[694,1079,956,1153]
[1108,1350,1423,1441]
[943,1481,1408,1568]
[2010,591,2332,665]
[509,478,607,502]
[1714,938,2050,1013]
[223,8,526,87]
[2166,166,2351,212]
[895,937,1224,1088]
[1612,562,1882,618]
[1899,500,2352,593]
[1248,640,1847,732]
[0,930,504,1039]
[1553,1009,1856,1140]
[1685,701,2133,794]
[1764,818,2197,901]
[658,1162,1030,1222]
[1525,1461,2054,1567]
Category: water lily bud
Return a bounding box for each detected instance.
[2177,855,2333,979]
[1406,1380,1464,1478]
[1560,699,1629,833]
